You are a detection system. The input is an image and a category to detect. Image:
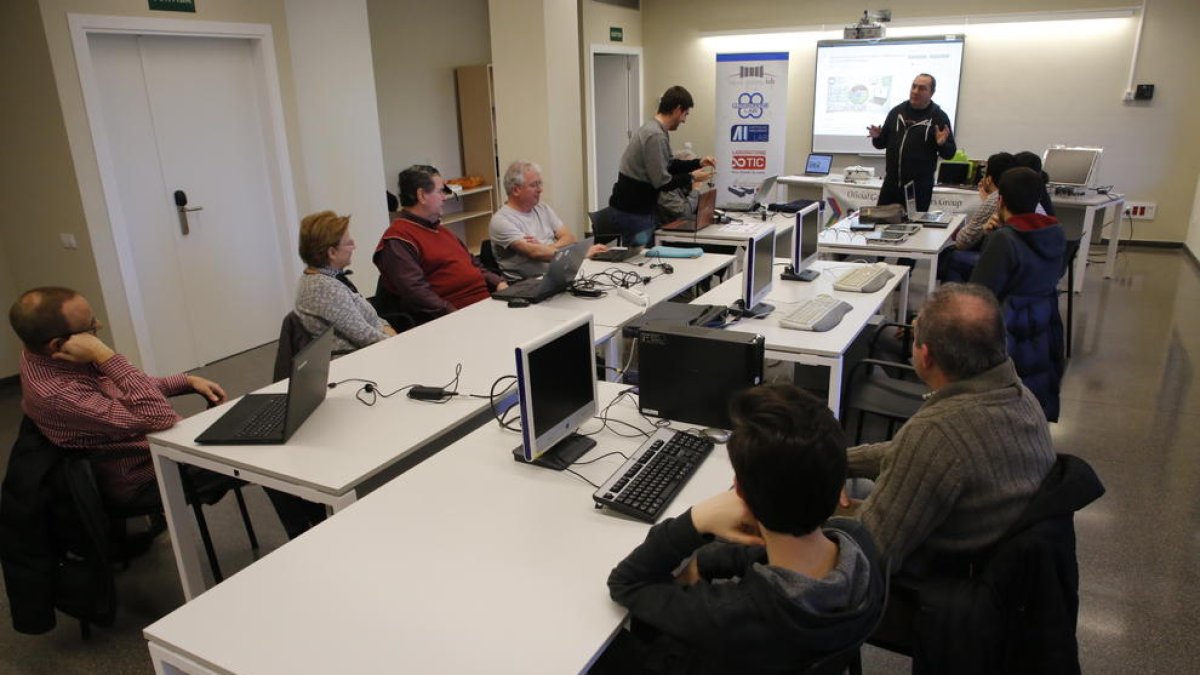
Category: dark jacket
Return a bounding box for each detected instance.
[607,514,886,675]
[873,101,956,212]
[0,417,115,634]
[971,213,1067,421]
[903,454,1104,675]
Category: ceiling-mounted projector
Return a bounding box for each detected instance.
[845,10,888,39]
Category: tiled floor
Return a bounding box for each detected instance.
[1,247,1197,674]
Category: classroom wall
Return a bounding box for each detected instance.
[367,0,491,191]
[0,0,310,378]
[641,0,1200,244]
[1187,174,1200,263]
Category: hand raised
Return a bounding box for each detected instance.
[52,333,115,365]
[867,125,882,139]
[935,125,950,146]
[691,490,763,546]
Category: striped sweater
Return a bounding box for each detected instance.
[847,359,1055,575]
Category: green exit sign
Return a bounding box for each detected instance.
[149,0,196,12]
[610,26,623,42]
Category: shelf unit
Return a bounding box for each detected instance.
[455,64,502,252]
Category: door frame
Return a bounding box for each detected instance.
[68,14,298,374]
[585,44,643,212]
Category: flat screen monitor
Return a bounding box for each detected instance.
[783,203,822,281]
[513,313,597,469]
[741,225,776,318]
[1042,146,1102,187]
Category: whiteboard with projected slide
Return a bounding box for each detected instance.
[812,35,964,155]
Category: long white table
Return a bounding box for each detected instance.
[817,215,961,306]
[779,174,982,213]
[145,382,734,674]
[1053,191,1126,293]
[693,260,909,418]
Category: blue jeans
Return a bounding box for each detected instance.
[603,209,656,247]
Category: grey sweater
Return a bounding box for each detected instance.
[847,359,1055,575]
[294,270,390,353]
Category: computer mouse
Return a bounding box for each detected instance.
[700,428,731,444]
[507,298,531,308]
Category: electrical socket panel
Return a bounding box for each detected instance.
[1125,202,1157,221]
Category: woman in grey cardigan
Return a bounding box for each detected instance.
[295,211,395,352]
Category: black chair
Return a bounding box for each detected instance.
[588,207,620,245]
[794,558,892,675]
[477,238,502,275]
[841,322,928,444]
[1061,238,1081,358]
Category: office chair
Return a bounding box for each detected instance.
[1061,238,1081,358]
[795,559,892,675]
[587,207,620,244]
[477,238,502,275]
[841,322,928,444]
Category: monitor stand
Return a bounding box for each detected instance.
[740,302,775,319]
[780,264,819,282]
[511,433,596,471]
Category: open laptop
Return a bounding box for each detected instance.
[721,175,777,212]
[904,181,954,226]
[661,188,716,233]
[492,238,590,303]
[196,326,332,445]
[805,153,833,176]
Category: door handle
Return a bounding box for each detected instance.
[173,190,203,235]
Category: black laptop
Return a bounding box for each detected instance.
[492,239,590,303]
[195,326,332,444]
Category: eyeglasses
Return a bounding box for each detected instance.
[50,317,99,344]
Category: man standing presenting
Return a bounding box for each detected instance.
[868,73,956,212]
[606,85,715,246]
[489,161,606,279]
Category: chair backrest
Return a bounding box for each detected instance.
[794,558,892,675]
[478,238,501,274]
[273,312,312,383]
[588,207,620,244]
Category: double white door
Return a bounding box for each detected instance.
[89,32,289,375]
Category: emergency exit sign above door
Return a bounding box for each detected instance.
[149,0,196,12]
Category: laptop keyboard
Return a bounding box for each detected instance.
[234,397,288,439]
[592,429,714,523]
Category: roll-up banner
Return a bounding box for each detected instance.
[714,52,789,211]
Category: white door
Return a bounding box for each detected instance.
[88,33,289,374]
[592,52,641,210]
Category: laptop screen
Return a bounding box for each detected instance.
[284,326,333,438]
[904,181,918,217]
[805,153,833,175]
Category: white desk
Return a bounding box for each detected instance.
[779,175,982,213]
[817,215,961,306]
[655,212,794,272]
[1051,192,1126,293]
[150,301,586,600]
[693,260,909,418]
[144,382,734,675]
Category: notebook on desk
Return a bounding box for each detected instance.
[195,327,332,445]
[660,188,717,233]
[492,239,590,302]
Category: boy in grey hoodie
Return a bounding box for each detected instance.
[599,385,885,675]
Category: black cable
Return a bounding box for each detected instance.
[564,467,600,488]
[571,450,630,465]
[489,375,521,431]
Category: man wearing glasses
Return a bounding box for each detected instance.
[8,287,226,507]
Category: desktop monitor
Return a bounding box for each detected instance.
[513,313,598,469]
[782,203,821,282]
[1042,146,1102,187]
[741,225,776,318]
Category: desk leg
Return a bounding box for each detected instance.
[148,640,222,675]
[151,447,212,602]
[827,357,844,420]
[925,254,938,305]
[604,337,620,382]
[1104,199,1125,279]
[897,272,910,323]
[1074,205,1098,293]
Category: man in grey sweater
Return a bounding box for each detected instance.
[846,283,1056,577]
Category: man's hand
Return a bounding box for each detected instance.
[496,281,509,292]
[53,333,116,365]
[867,124,882,139]
[690,490,763,546]
[382,324,397,337]
[935,125,950,146]
[586,244,609,258]
[691,166,714,182]
[675,556,701,586]
[700,156,716,168]
[187,375,228,404]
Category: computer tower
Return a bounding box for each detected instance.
[637,322,765,430]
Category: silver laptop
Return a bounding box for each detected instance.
[722,175,778,212]
[904,181,953,226]
[492,238,591,303]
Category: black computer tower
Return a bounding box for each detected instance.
[637,322,765,430]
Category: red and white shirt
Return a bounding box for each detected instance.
[19,350,190,503]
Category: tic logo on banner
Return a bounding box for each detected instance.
[730,124,769,142]
[731,152,767,172]
[734,92,767,119]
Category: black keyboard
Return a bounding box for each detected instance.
[235,397,288,439]
[592,429,714,523]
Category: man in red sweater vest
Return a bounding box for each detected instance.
[374,165,506,326]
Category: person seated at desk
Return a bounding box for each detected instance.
[654,148,706,226]
[373,165,507,326]
[970,167,1066,421]
[8,287,229,508]
[295,210,395,351]
[488,160,606,279]
[597,384,885,675]
[1012,150,1056,217]
[939,151,1015,283]
[844,283,1055,580]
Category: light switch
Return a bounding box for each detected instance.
[60,233,78,250]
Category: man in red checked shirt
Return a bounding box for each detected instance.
[9,287,228,508]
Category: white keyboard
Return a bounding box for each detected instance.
[834,264,894,293]
[779,294,852,332]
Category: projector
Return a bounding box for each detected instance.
[844,166,875,183]
[845,10,886,39]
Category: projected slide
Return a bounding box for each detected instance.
[812,37,964,155]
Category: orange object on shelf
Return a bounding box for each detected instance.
[446,176,484,189]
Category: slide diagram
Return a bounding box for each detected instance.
[824,75,893,113]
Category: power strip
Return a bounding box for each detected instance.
[618,286,649,307]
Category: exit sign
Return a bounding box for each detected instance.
[149,0,196,12]
[610,26,623,42]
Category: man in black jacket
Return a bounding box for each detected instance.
[869,73,957,212]
[597,385,885,675]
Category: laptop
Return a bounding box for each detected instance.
[661,188,717,233]
[904,181,954,226]
[492,238,591,303]
[590,246,641,263]
[721,175,778,212]
[196,326,332,445]
[805,153,833,176]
